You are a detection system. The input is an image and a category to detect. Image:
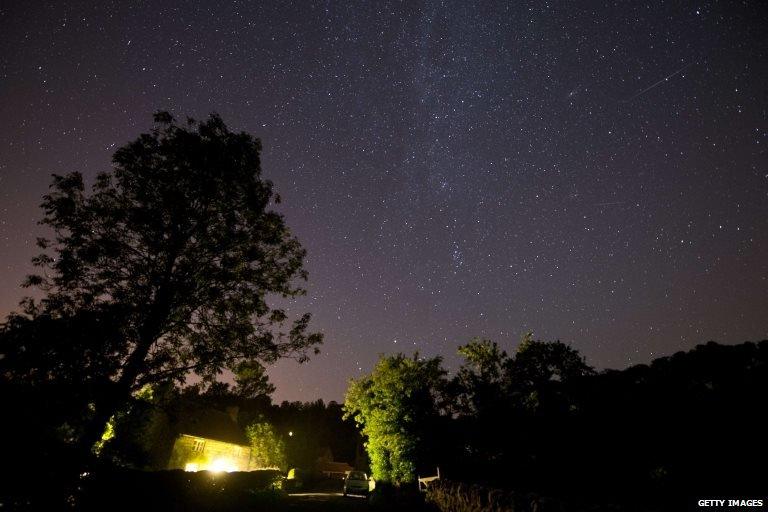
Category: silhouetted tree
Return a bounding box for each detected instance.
[232,360,276,399]
[443,334,595,485]
[97,383,175,469]
[505,332,593,413]
[562,340,768,502]
[448,338,512,475]
[0,112,322,457]
[343,353,447,484]
[453,337,509,417]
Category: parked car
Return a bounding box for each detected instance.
[342,471,370,496]
[285,468,304,491]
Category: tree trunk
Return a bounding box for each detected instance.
[77,369,140,457]
[78,279,174,462]
[77,337,154,459]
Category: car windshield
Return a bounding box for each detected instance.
[348,471,367,480]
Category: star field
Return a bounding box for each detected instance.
[1,1,766,401]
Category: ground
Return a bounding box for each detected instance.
[285,492,370,511]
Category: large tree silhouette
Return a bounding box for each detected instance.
[0,112,322,454]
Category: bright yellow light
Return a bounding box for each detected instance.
[208,458,237,473]
[184,463,199,472]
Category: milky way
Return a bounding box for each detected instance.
[1,1,766,401]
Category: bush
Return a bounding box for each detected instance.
[425,479,562,512]
[76,469,285,511]
[368,481,431,511]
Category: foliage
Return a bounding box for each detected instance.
[246,419,287,470]
[453,337,509,416]
[443,338,768,505]
[506,332,593,413]
[510,332,593,388]
[97,383,175,468]
[269,399,362,471]
[0,112,322,453]
[233,360,276,398]
[452,333,593,417]
[96,383,360,472]
[425,478,540,512]
[0,304,128,396]
[185,361,275,402]
[343,353,447,484]
[77,468,286,511]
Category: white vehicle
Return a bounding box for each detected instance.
[342,470,370,496]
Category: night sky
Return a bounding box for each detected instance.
[1,1,766,402]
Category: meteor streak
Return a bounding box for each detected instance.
[623,62,694,102]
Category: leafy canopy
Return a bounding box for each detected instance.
[509,332,593,389]
[1,112,321,446]
[453,337,509,416]
[343,353,446,484]
[246,419,287,471]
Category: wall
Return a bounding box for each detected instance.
[167,434,251,471]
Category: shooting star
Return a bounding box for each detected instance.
[623,62,694,103]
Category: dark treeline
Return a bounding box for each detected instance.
[5,336,764,509]
[344,336,768,508]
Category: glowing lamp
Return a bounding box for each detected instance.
[209,458,237,473]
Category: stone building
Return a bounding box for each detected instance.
[167,406,252,472]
